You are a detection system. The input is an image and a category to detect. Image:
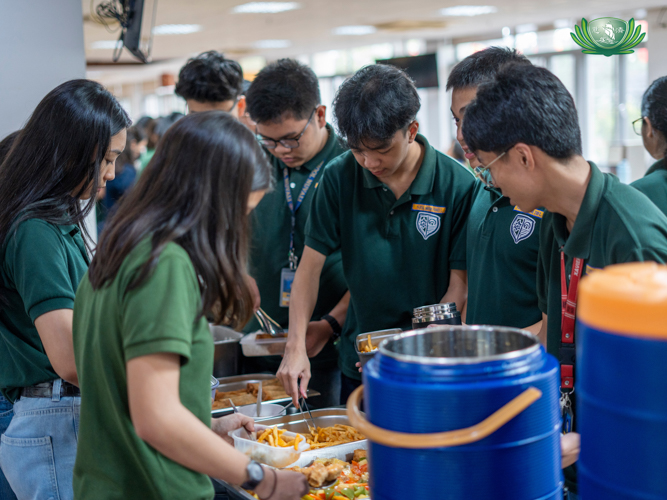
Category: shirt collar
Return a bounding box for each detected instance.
[58,224,80,236]
[552,161,604,259]
[361,134,435,194]
[645,158,666,177]
[296,123,337,172]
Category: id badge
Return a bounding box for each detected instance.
[279,268,296,308]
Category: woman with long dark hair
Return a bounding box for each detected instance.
[0,79,130,500]
[631,76,667,216]
[72,112,309,499]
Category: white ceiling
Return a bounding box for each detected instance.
[83,0,665,78]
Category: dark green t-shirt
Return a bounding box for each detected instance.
[465,181,542,328]
[73,239,214,500]
[536,162,667,493]
[305,134,476,380]
[246,124,348,368]
[0,219,89,402]
[631,159,667,217]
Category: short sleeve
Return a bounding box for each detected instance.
[4,219,78,322]
[121,246,201,363]
[304,164,342,256]
[448,168,477,270]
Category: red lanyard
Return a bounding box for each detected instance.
[560,250,583,344]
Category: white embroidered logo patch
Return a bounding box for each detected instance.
[510,214,535,244]
[416,212,441,240]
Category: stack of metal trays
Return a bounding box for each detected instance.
[211,374,320,417]
[214,408,369,500]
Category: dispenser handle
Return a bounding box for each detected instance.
[346,385,542,449]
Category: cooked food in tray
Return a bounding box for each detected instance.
[257,425,305,450]
[291,450,369,499]
[211,378,290,410]
[305,425,365,450]
[359,334,378,353]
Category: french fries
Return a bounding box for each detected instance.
[305,424,365,449]
[257,425,306,450]
[360,334,377,353]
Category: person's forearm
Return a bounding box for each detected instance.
[287,249,325,349]
[440,269,467,313]
[523,320,543,336]
[326,291,350,327]
[537,313,548,347]
[35,309,79,386]
[136,401,250,484]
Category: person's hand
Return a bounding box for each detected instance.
[254,468,309,500]
[305,319,333,358]
[211,414,255,444]
[355,361,363,373]
[245,275,261,312]
[561,432,580,469]
[277,344,311,407]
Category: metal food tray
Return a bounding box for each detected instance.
[211,374,320,417]
[214,408,368,500]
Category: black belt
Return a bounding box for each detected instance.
[20,380,80,398]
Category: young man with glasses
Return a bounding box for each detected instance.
[244,59,349,408]
[175,51,246,117]
[462,62,667,500]
[277,64,475,405]
[448,47,543,333]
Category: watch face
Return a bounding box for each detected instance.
[245,460,264,487]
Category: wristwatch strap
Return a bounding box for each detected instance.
[322,314,342,340]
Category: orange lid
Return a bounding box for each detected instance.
[578,262,667,339]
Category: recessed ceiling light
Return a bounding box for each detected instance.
[333,25,377,35]
[152,24,202,35]
[439,5,498,16]
[91,40,121,49]
[232,2,300,13]
[253,39,292,48]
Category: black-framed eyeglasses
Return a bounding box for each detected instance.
[632,117,645,136]
[473,146,513,188]
[256,108,317,150]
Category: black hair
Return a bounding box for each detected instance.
[0,131,20,164]
[333,64,420,150]
[154,112,184,140]
[462,63,582,159]
[245,58,321,123]
[134,115,154,134]
[641,76,667,156]
[116,126,146,174]
[90,112,273,327]
[446,46,531,91]
[0,79,130,249]
[175,51,244,104]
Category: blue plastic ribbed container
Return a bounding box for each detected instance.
[363,326,562,500]
[578,322,667,499]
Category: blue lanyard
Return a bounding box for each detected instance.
[283,161,324,270]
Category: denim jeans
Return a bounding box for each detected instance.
[0,393,17,500]
[0,380,80,500]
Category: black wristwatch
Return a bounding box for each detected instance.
[241,460,264,490]
[322,314,342,340]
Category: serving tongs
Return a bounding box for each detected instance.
[299,396,318,435]
[254,308,286,337]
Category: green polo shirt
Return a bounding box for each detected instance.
[305,134,476,380]
[631,159,667,217]
[0,218,89,402]
[246,124,348,369]
[73,239,214,500]
[465,182,542,328]
[536,161,667,493]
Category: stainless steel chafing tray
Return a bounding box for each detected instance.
[214,408,369,500]
[211,374,320,417]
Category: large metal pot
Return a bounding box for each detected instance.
[210,325,243,378]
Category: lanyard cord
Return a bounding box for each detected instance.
[283,160,325,270]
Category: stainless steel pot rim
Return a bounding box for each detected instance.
[378,325,541,365]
